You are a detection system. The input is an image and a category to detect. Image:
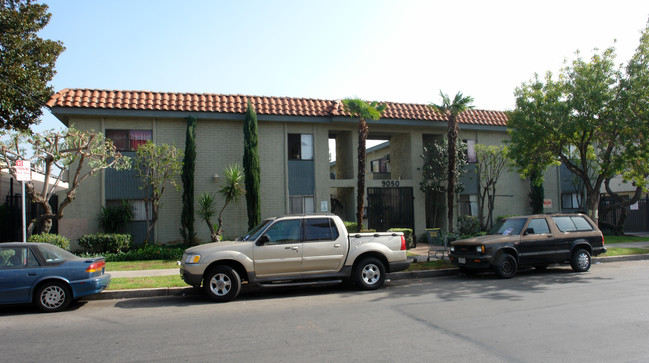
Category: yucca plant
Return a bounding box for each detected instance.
[197,192,218,242]
[216,164,245,240]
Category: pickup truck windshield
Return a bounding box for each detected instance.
[240,220,273,241]
[488,218,527,236]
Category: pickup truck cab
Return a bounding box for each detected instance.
[448,213,606,278]
[180,214,410,302]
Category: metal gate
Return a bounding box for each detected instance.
[367,187,414,232]
[599,197,649,233]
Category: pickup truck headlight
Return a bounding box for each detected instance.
[476,245,485,253]
[450,246,455,252]
[184,254,201,264]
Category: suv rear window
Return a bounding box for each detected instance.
[551,216,594,232]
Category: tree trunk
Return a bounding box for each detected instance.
[447,115,458,233]
[356,118,368,233]
[585,188,600,225]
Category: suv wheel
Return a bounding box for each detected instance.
[204,266,241,302]
[570,248,591,272]
[494,253,517,279]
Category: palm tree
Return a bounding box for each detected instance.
[430,91,474,233]
[197,192,218,242]
[342,98,386,232]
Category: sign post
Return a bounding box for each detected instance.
[15,160,31,243]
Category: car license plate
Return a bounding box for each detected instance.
[458,257,466,264]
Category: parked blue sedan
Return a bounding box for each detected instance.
[0,242,111,312]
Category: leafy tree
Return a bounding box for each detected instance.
[509,21,649,224]
[1,0,64,131]
[134,140,182,242]
[475,144,508,230]
[420,138,468,227]
[429,91,474,233]
[180,116,197,243]
[243,100,260,230]
[342,98,386,232]
[0,127,130,234]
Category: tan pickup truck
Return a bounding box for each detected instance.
[449,213,606,278]
[180,214,410,302]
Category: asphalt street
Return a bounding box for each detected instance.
[2,260,648,362]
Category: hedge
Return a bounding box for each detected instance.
[388,228,414,248]
[78,233,132,254]
[28,233,71,250]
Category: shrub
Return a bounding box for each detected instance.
[97,200,134,233]
[458,215,481,237]
[28,233,71,250]
[343,221,375,233]
[78,243,186,262]
[388,228,414,248]
[78,233,132,254]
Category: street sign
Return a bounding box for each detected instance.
[15,160,31,181]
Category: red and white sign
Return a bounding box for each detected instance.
[543,199,553,209]
[15,160,31,181]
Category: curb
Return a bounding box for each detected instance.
[89,254,649,301]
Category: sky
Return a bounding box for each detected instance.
[34,0,649,133]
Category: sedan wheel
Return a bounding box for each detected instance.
[36,281,72,312]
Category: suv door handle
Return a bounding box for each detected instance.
[285,246,299,251]
[334,244,341,248]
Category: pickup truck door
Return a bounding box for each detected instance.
[253,219,303,278]
[301,218,348,275]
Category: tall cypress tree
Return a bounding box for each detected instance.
[243,101,261,230]
[180,116,197,243]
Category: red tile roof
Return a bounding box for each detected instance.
[47,89,508,126]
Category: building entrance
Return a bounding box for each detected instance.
[367,187,414,232]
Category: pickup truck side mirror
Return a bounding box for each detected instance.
[256,235,270,245]
[526,227,535,235]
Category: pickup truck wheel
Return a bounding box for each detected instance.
[353,257,386,290]
[493,254,517,279]
[570,249,591,272]
[204,266,241,302]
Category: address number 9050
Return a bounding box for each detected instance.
[381,180,400,187]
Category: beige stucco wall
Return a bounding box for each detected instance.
[58,112,537,245]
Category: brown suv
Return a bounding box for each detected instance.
[449,213,606,278]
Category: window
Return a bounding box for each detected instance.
[288,134,313,160]
[370,157,390,173]
[304,218,340,241]
[561,193,581,209]
[464,139,477,163]
[552,216,594,232]
[264,219,301,244]
[290,196,314,214]
[0,247,39,268]
[106,130,152,151]
[460,194,478,216]
[527,218,550,234]
[105,199,151,221]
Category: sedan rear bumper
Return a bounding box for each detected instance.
[70,273,111,299]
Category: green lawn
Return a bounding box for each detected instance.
[604,235,649,244]
[600,247,649,257]
[106,260,178,271]
[107,275,186,290]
